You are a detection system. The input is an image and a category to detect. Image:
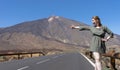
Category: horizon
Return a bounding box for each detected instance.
[0,0,120,35]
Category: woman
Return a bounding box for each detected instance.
[71,16,114,70]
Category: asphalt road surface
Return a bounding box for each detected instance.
[0,52,94,70]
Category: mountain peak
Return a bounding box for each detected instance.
[48,16,60,22]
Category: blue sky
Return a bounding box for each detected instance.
[0,0,120,35]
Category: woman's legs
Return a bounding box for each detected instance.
[93,52,102,70]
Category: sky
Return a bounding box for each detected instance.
[0,0,120,35]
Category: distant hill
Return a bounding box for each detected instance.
[0,16,120,52]
[0,28,4,31]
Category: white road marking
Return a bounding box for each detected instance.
[36,59,50,64]
[80,53,95,67]
[52,56,58,59]
[17,66,29,70]
[59,54,64,56]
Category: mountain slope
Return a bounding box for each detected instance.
[0,16,120,52]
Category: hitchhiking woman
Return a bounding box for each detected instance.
[71,16,114,70]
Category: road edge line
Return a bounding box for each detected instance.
[80,53,95,67]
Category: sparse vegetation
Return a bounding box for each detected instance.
[0,48,64,62]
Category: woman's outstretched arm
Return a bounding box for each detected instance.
[71,25,91,31]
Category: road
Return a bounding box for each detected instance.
[0,52,94,70]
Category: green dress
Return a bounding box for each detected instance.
[79,26,114,54]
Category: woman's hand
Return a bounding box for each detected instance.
[71,25,76,29]
[71,25,80,29]
[101,38,108,42]
[102,36,111,42]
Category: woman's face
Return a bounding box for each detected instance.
[92,19,98,26]
[92,19,96,24]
